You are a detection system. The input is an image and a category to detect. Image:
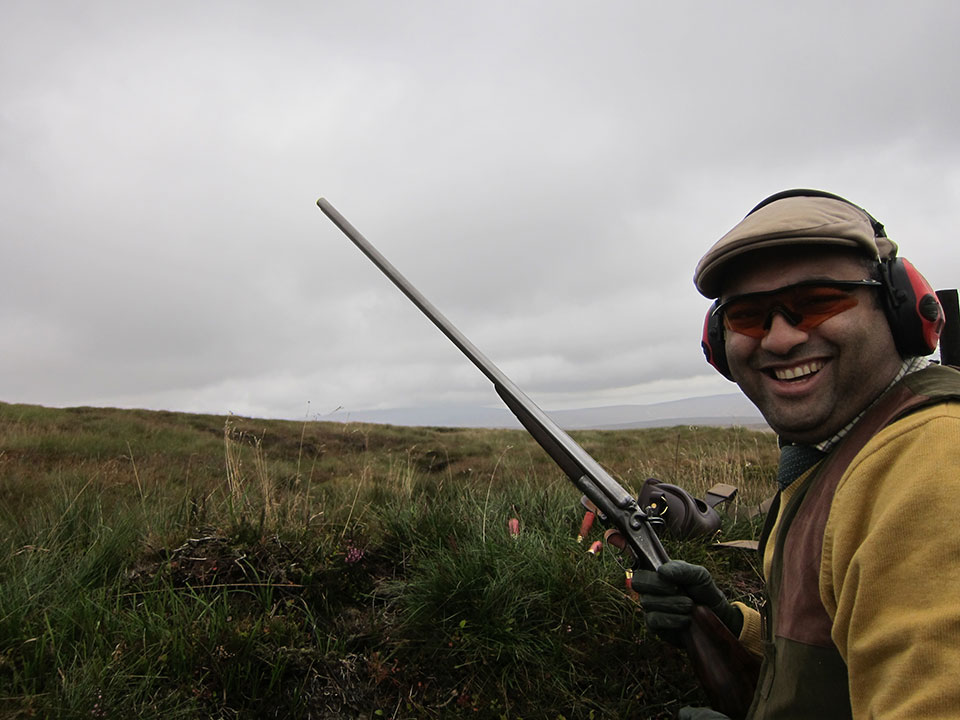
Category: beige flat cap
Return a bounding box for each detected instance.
[694,193,898,298]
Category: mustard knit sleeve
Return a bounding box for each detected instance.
[732,601,764,657]
[821,404,960,719]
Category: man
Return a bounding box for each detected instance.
[633,190,960,719]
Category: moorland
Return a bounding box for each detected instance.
[0,401,778,719]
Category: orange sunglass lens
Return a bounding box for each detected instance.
[722,288,859,338]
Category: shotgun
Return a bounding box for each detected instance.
[317,198,760,717]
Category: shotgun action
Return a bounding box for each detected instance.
[317,197,759,717]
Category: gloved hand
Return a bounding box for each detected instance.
[631,559,743,645]
[678,706,730,720]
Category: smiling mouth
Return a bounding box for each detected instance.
[770,360,825,381]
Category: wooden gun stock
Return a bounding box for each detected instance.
[686,606,761,718]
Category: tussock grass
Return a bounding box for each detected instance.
[0,401,777,718]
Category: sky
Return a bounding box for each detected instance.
[3,1,960,423]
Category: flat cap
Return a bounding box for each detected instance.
[694,193,898,298]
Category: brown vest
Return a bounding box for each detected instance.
[747,365,960,719]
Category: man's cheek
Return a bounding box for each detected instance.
[723,337,754,381]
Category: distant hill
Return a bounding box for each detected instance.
[320,392,769,430]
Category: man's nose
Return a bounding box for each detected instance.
[760,310,809,353]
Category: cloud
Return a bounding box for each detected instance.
[2,1,959,420]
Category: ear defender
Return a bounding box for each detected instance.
[879,256,944,357]
[702,302,733,380]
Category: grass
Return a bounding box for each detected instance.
[0,401,778,718]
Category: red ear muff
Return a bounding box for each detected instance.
[879,257,944,357]
[702,302,733,380]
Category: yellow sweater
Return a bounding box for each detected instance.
[737,402,960,718]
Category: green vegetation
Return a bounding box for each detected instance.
[0,401,778,719]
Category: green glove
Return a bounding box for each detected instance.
[631,559,743,644]
[678,706,730,720]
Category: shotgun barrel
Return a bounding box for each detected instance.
[317,197,760,716]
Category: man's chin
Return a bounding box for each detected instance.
[763,408,836,444]
[741,384,839,442]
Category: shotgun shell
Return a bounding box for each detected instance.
[604,528,627,550]
[577,510,596,543]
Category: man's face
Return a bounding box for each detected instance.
[720,247,903,444]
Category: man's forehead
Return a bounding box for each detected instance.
[719,246,871,298]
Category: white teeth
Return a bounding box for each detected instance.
[774,360,824,381]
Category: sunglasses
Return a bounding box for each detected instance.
[713,279,883,338]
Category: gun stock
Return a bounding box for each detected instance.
[318,197,759,717]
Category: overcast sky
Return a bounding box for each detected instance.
[3,1,960,422]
